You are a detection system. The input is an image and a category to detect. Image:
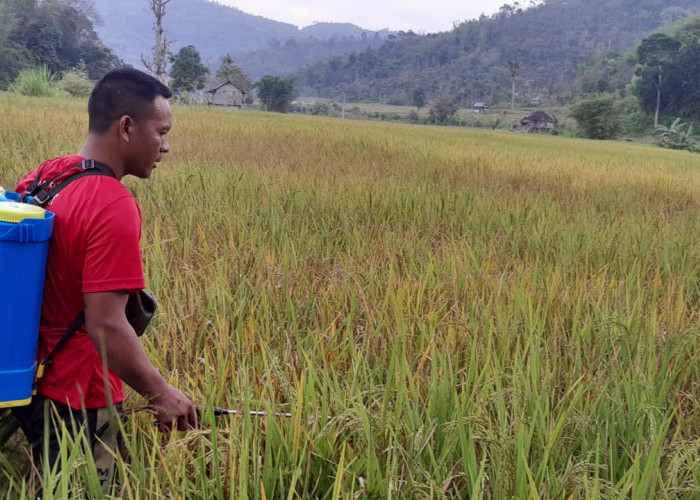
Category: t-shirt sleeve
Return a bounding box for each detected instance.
[82,195,146,293]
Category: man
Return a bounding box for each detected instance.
[11,68,197,487]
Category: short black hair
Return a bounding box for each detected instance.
[88,67,172,134]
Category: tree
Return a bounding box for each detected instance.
[635,33,681,127]
[0,0,118,88]
[429,97,457,124]
[0,2,27,87]
[141,0,172,83]
[254,75,297,113]
[570,94,622,140]
[412,87,426,110]
[670,19,700,118]
[215,54,251,92]
[169,45,208,91]
[506,60,520,111]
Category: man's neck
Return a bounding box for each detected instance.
[78,134,126,180]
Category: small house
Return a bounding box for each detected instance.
[206,81,245,108]
[473,102,489,113]
[521,111,557,134]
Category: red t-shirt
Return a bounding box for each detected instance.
[17,154,146,410]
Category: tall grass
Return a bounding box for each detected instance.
[0,96,699,498]
[8,67,68,99]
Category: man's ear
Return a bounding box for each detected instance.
[119,115,134,143]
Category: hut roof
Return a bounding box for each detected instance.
[206,80,246,94]
[522,111,556,123]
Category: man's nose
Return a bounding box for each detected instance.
[161,138,169,153]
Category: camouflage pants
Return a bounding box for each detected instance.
[12,394,124,492]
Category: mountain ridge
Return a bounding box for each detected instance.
[92,0,390,78]
[296,0,700,104]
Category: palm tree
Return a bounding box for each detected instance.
[506,60,520,111]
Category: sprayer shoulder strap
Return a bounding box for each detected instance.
[31,159,116,378]
[40,312,85,371]
[22,158,116,207]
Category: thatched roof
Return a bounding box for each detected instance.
[206,80,246,94]
[522,111,556,124]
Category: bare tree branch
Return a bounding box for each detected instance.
[141,0,172,83]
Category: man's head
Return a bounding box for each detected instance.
[88,67,172,134]
[87,68,173,179]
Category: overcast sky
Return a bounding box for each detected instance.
[218,1,507,33]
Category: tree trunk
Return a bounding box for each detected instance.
[654,65,662,128]
[140,0,172,83]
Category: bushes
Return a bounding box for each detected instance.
[58,63,94,97]
[9,66,68,98]
[569,94,622,139]
[8,64,94,98]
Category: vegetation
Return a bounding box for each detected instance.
[232,34,389,82]
[633,18,700,120]
[140,0,172,83]
[569,94,622,140]
[297,0,700,105]
[0,0,119,89]
[1,94,699,498]
[428,96,457,124]
[169,45,209,92]
[255,75,297,113]
[634,33,681,127]
[57,61,95,97]
[8,66,68,98]
[654,118,699,151]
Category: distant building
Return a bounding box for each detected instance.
[521,111,557,134]
[473,102,489,113]
[206,81,246,108]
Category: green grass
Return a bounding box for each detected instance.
[0,95,699,498]
[7,67,68,99]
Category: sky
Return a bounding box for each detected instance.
[217,1,507,34]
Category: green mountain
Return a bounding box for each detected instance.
[92,0,389,80]
[296,0,700,105]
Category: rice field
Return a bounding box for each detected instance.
[0,93,699,499]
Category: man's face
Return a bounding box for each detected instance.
[125,95,172,178]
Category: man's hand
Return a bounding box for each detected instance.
[149,384,198,431]
[84,291,197,431]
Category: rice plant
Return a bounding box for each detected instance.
[0,96,699,498]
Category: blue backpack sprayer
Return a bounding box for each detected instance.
[0,188,54,407]
[0,159,156,409]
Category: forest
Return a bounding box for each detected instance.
[297,0,700,109]
[0,0,119,88]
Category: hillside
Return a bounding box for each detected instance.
[92,0,389,79]
[296,0,700,105]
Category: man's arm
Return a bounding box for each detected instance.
[84,290,197,431]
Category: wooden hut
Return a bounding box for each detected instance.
[521,111,557,133]
[206,81,245,108]
[473,102,489,113]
